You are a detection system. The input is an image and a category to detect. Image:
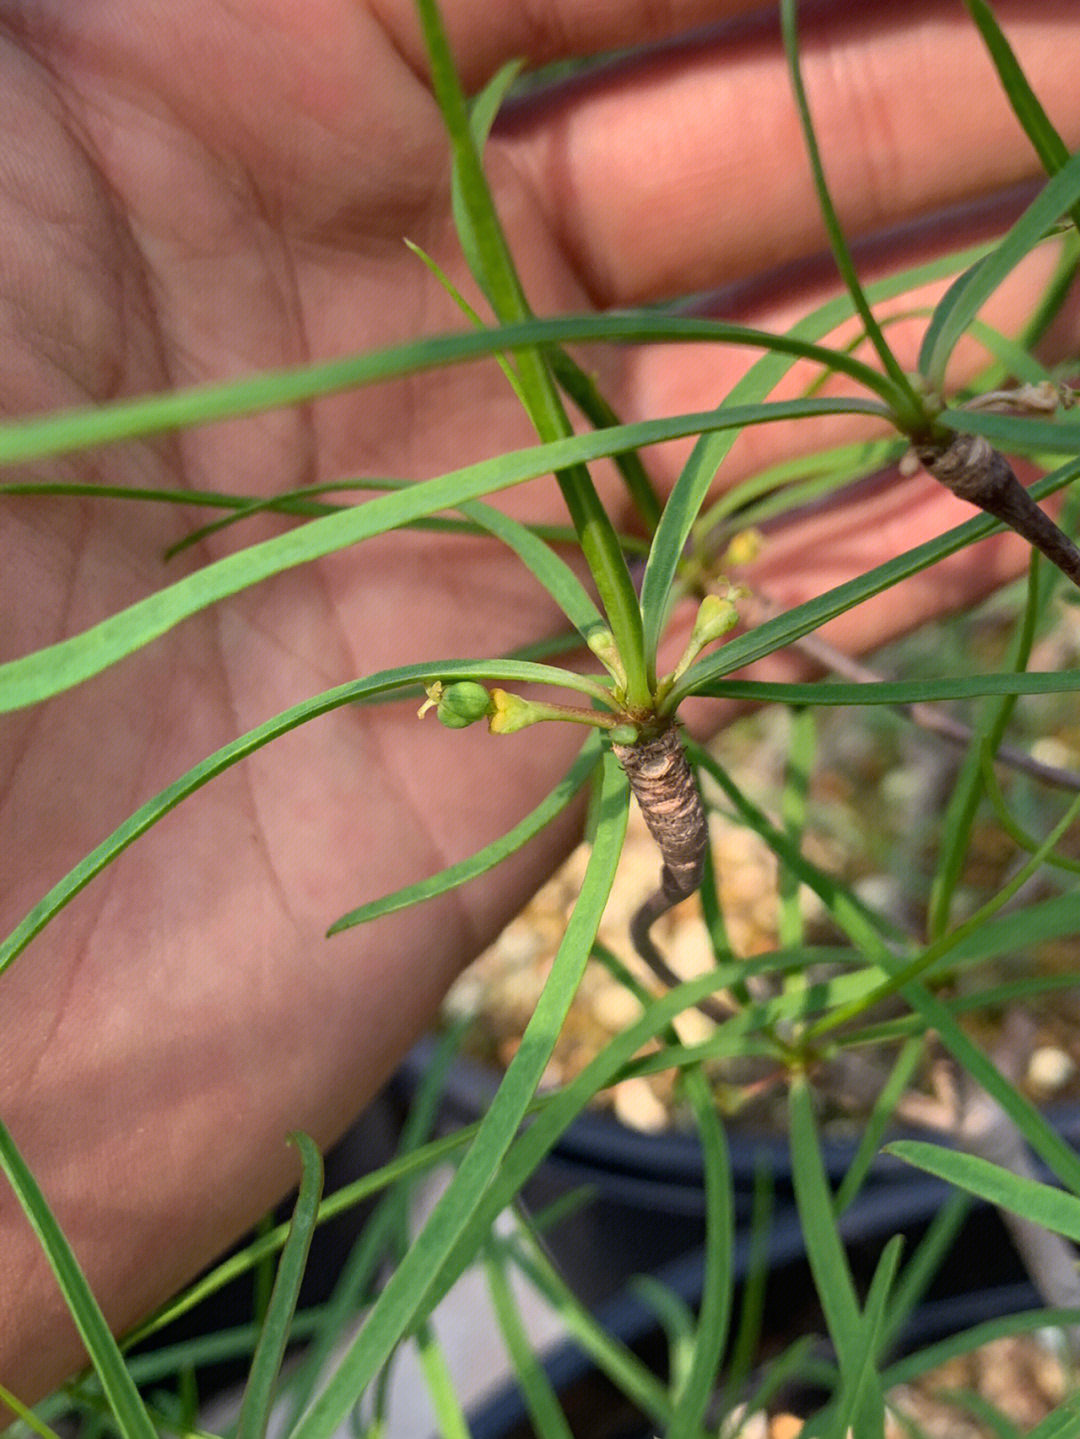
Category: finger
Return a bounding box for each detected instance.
[376,0,765,91]
[494,0,1080,306]
[602,230,1074,503]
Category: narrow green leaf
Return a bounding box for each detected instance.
[832,1236,901,1439]
[695,435,902,533]
[484,1236,573,1439]
[0,305,967,470]
[417,0,650,706]
[928,552,1046,938]
[415,1323,471,1439]
[780,0,924,424]
[329,733,601,933]
[629,1276,696,1399]
[0,1119,157,1439]
[458,57,664,532]
[667,1067,733,1439]
[695,669,1080,707]
[936,403,1080,454]
[640,338,892,686]
[883,1306,1080,1390]
[811,783,1080,1039]
[280,1025,466,1428]
[919,145,1080,387]
[0,655,595,979]
[789,1077,864,1368]
[778,706,815,948]
[904,989,1080,1200]
[1026,1390,1080,1439]
[979,740,1080,872]
[497,1225,673,1429]
[0,1382,64,1439]
[291,753,629,1439]
[415,970,747,1334]
[887,1141,1080,1238]
[880,1192,970,1355]
[719,1161,773,1418]
[962,0,1076,195]
[833,1037,926,1215]
[671,455,1080,705]
[455,496,604,637]
[451,58,527,310]
[0,393,876,714]
[237,1133,324,1439]
[547,347,665,533]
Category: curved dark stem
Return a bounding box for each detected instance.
[628,886,734,1025]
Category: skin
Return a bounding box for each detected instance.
[1,0,1079,1400]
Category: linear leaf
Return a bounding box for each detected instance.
[0,307,965,470]
[962,1,1076,203]
[0,655,594,979]
[236,1133,323,1439]
[291,753,629,1439]
[887,1141,1080,1238]
[484,1236,574,1439]
[919,145,1080,386]
[667,1067,733,1439]
[671,455,1080,704]
[780,0,922,421]
[883,1306,1080,1390]
[790,1077,864,1367]
[0,1119,157,1439]
[329,732,601,933]
[0,394,877,713]
[936,403,1080,454]
[832,1236,901,1439]
[695,669,1080,706]
[417,0,650,706]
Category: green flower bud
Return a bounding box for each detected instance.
[690,592,740,648]
[586,625,626,689]
[608,724,640,745]
[436,680,492,728]
[719,529,762,569]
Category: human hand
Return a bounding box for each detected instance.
[2,0,1077,1397]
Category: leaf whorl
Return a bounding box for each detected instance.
[612,726,708,902]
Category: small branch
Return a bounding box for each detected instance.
[917,430,1080,591]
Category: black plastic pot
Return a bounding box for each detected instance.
[396,1038,1080,1311]
[465,1195,1052,1439]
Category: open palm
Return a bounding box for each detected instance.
[2,0,1078,1398]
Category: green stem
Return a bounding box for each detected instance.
[413,0,649,705]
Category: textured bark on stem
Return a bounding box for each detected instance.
[613,726,730,1022]
[917,432,1080,589]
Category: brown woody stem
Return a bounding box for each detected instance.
[613,726,731,1023]
[917,432,1080,589]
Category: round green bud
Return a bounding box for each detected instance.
[608,724,639,745]
[436,681,492,728]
